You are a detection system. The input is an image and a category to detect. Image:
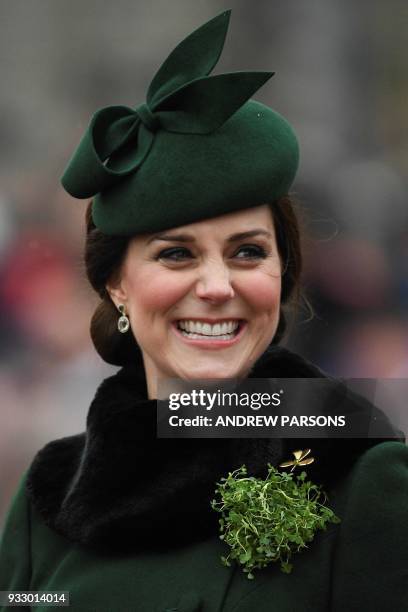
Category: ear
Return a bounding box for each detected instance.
[105,277,128,311]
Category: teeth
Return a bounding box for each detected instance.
[177,320,240,336]
[201,323,211,335]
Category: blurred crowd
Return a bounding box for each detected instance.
[0,0,407,528]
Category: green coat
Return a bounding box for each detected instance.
[1,348,407,611]
[1,442,408,612]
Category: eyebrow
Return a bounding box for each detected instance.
[147,229,273,244]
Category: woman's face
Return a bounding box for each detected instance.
[107,204,282,396]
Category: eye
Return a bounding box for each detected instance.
[234,244,267,259]
[156,247,192,262]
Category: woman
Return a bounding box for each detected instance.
[1,10,407,612]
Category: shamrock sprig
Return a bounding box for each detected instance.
[211,464,340,579]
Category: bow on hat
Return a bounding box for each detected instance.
[61,10,274,200]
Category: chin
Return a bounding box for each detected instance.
[180,363,245,381]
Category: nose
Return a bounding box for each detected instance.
[195,259,235,303]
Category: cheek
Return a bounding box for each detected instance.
[126,269,191,315]
[237,272,281,312]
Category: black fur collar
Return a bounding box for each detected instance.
[26,346,401,552]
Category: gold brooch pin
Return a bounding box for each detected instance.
[279,448,315,472]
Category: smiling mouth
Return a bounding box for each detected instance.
[175,319,244,341]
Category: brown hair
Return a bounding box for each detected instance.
[84,197,304,366]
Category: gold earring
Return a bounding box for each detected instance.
[117,304,130,333]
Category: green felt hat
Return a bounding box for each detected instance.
[61,10,299,236]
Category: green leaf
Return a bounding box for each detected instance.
[239,550,252,563]
[281,561,293,574]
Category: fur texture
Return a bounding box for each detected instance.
[26,345,402,552]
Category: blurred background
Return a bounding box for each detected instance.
[0,0,407,529]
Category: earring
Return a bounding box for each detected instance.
[117,304,130,333]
